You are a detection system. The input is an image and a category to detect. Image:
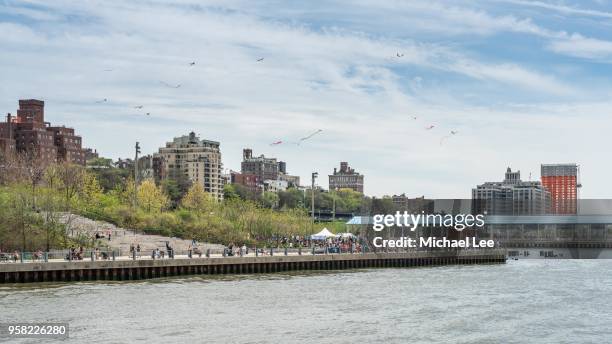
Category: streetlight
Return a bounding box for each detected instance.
[133,142,141,209]
[311,172,318,222]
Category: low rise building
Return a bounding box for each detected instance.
[264,179,288,193]
[392,194,434,212]
[472,167,551,215]
[279,173,300,187]
[231,172,261,190]
[84,148,99,161]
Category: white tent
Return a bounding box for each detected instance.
[310,228,336,240]
[335,232,356,239]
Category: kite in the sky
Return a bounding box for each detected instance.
[159,81,181,88]
[440,130,459,145]
[95,98,108,103]
[396,53,404,58]
[290,129,323,146]
[299,129,323,142]
[412,116,417,120]
[188,61,196,66]
[145,112,150,116]
[134,105,144,109]
[425,125,435,130]
[256,57,264,62]
[270,129,323,147]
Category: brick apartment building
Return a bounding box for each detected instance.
[0,99,86,166]
[241,149,280,181]
[230,171,262,193]
[329,162,364,193]
[237,148,300,190]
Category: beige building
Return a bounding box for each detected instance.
[154,132,223,200]
[329,161,364,193]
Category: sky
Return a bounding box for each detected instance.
[1,0,611,198]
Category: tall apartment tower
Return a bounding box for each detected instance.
[154,132,223,200]
[541,163,580,214]
[329,162,364,193]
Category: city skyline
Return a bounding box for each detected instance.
[1,1,611,198]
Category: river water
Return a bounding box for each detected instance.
[1,260,611,343]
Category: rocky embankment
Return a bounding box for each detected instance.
[59,214,225,254]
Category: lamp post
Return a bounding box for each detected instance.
[311,172,318,223]
[332,188,336,221]
[133,142,141,209]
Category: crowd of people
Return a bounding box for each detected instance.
[2,232,365,263]
[224,234,364,256]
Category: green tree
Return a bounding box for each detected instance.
[93,167,130,192]
[137,179,169,213]
[181,183,214,213]
[223,184,240,201]
[162,179,182,207]
[278,188,304,209]
[80,172,103,210]
[261,191,280,209]
[121,177,137,206]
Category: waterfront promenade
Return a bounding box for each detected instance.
[0,249,506,284]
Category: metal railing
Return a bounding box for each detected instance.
[0,244,370,264]
[0,242,493,264]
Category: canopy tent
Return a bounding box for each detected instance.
[335,232,356,239]
[310,228,336,240]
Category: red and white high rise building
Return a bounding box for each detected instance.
[541,163,580,214]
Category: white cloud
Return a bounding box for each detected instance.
[548,33,612,60]
[342,0,612,61]
[499,0,612,19]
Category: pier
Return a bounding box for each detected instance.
[0,249,505,284]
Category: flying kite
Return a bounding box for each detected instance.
[134,105,144,109]
[440,130,459,145]
[145,112,150,116]
[299,129,323,142]
[270,129,323,147]
[396,53,404,58]
[425,125,435,130]
[159,81,181,88]
[95,98,108,103]
[256,57,264,62]
[188,61,196,66]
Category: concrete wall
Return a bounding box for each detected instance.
[0,250,506,284]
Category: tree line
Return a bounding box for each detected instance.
[0,153,401,251]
